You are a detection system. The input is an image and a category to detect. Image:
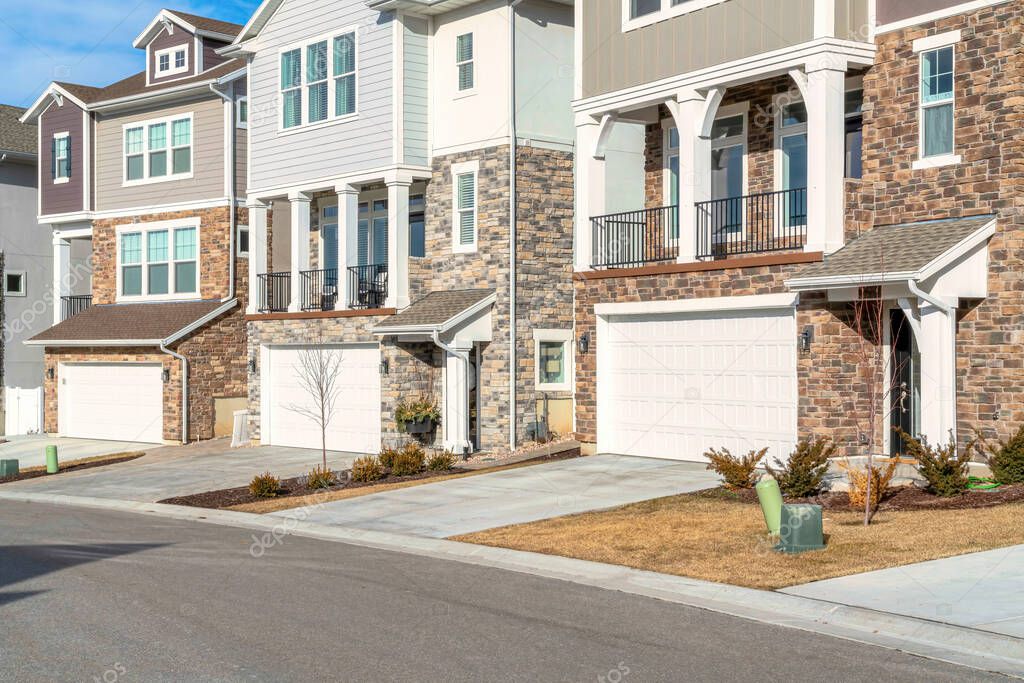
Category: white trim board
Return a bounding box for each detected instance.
[594,293,799,317]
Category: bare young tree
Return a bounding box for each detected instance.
[286,335,343,471]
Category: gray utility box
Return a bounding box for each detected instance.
[775,504,826,554]
[0,459,19,477]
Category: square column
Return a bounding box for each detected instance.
[574,117,606,271]
[805,58,847,254]
[917,300,957,444]
[335,184,360,311]
[385,174,411,310]
[443,344,473,452]
[668,91,714,264]
[245,199,268,314]
[288,191,311,313]
[52,236,71,325]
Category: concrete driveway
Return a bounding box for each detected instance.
[0,438,363,502]
[782,544,1024,639]
[270,454,720,538]
[0,435,155,469]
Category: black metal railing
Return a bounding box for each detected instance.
[347,264,388,310]
[695,188,807,259]
[61,295,91,320]
[590,205,679,269]
[300,268,338,312]
[257,272,291,313]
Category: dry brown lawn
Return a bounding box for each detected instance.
[17,452,146,475]
[454,493,1024,590]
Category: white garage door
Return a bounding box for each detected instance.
[598,307,798,462]
[263,344,381,453]
[59,363,164,443]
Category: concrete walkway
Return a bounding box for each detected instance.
[0,438,363,502]
[783,544,1024,639]
[0,435,155,469]
[270,454,720,538]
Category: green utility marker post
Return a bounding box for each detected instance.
[755,475,783,535]
[45,445,59,474]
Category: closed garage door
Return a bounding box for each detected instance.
[263,344,381,453]
[59,363,164,443]
[598,306,797,462]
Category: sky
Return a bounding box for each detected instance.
[0,0,260,108]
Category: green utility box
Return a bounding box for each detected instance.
[775,504,826,554]
[45,445,59,474]
[0,459,18,477]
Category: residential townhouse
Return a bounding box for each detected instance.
[572,0,1017,462]
[228,0,575,455]
[20,10,251,444]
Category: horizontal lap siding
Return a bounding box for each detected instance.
[40,99,85,216]
[248,0,394,192]
[404,16,429,167]
[149,26,197,84]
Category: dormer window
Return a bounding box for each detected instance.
[155,45,188,78]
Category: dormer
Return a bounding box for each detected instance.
[133,9,240,86]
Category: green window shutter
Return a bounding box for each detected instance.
[66,134,71,176]
[51,138,56,180]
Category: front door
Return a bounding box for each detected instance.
[890,309,921,456]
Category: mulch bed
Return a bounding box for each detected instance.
[0,452,146,484]
[696,482,1024,512]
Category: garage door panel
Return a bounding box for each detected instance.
[59,363,164,443]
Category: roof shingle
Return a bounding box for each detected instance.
[375,289,496,330]
[0,104,35,156]
[29,300,230,344]
[56,58,243,106]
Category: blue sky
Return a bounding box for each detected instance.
[0,0,260,108]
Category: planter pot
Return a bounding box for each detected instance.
[404,417,435,434]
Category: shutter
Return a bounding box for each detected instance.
[66,134,71,177]
[51,138,56,180]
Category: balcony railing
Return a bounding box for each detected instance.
[695,188,807,259]
[60,295,91,321]
[257,272,291,313]
[590,205,679,269]
[347,264,388,310]
[300,268,338,312]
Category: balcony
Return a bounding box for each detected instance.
[60,295,92,321]
[347,264,388,310]
[590,206,679,269]
[256,272,291,313]
[300,268,338,312]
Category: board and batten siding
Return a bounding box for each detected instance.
[403,15,429,167]
[248,0,395,193]
[834,0,871,41]
[94,95,227,212]
[581,0,816,99]
[876,0,974,25]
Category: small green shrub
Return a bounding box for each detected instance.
[306,465,338,490]
[248,472,281,498]
[378,446,399,470]
[351,456,384,483]
[426,450,458,472]
[395,397,441,431]
[899,430,974,497]
[704,446,767,490]
[765,436,835,498]
[391,442,426,476]
[977,424,1024,484]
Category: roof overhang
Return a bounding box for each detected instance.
[133,10,238,49]
[20,85,89,124]
[373,292,497,337]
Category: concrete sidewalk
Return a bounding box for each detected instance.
[0,436,154,469]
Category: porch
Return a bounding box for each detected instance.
[51,227,94,323]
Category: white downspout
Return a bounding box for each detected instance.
[160,343,189,444]
[507,0,523,451]
[433,330,471,453]
[908,279,958,443]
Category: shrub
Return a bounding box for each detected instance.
[306,465,338,490]
[378,446,399,470]
[351,456,384,483]
[976,424,1024,484]
[427,450,458,472]
[248,472,281,498]
[899,430,974,497]
[395,398,441,431]
[704,446,767,490]
[391,442,426,476]
[765,437,835,498]
[837,458,899,510]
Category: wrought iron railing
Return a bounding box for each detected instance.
[60,295,92,320]
[695,188,807,259]
[590,205,679,269]
[300,268,338,312]
[347,264,388,310]
[257,272,291,313]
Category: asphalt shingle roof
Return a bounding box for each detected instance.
[168,10,244,37]
[29,300,228,344]
[793,215,996,281]
[56,58,244,106]
[375,289,496,330]
[0,104,35,156]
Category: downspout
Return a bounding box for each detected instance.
[508,0,523,451]
[432,330,471,453]
[160,343,189,444]
[907,279,957,442]
[209,81,237,302]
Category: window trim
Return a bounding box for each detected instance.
[455,32,475,96]
[4,270,26,297]
[122,113,194,187]
[277,28,360,134]
[451,160,479,254]
[623,0,728,32]
[409,192,426,259]
[115,218,201,303]
[237,223,250,258]
[236,96,249,129]
[914,39,961,169]
[154,44,189,78]
[533,329,573,392]
[53,132,70,184]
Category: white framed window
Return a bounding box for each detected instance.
[155,45,189,77]
[53,132,70,183]
[4,271,26,297]
[237,224,250,258]
[279,29,358,131]
[917,44,957,167]
[624,0,727,31]
[452,160,478,254]
[123,114,193,185]
[534,329,573,392]
[236,96,249,128]
[456,33,474,92]
[116,219,200,301]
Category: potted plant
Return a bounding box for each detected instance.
[396,397,441,434]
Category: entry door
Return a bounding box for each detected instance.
[890,309,921,455]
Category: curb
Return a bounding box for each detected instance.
[2,489,1021,678]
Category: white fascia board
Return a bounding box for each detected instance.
[90,80,218,111]
[133,10,198,48]
[594,293,799,317]
[20,85,90,123]
[215,67,248,85]
[231,0,284,45]
[163,299,238,345]
[374,293,497,336]
[786,271,918,291]
[917,219,997,282]
[24,338,164,347]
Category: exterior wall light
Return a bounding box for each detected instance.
[162,368,171,382]
[46,367,55,380]
[578,331,590,355]
[380,358,390,376]
[800,325,814,353]
[248,359,257,374]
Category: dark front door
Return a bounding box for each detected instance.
[890,309,921,456]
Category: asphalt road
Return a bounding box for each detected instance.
[0,502,1003,682]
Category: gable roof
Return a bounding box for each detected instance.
[26,300,236,346]
[0,104,36,157]
[57,58,244,106]
[374,289,496,332]
[133,8,244,48]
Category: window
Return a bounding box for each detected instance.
[920,45,955,159]
[665,126,680,238]
[845,89,864,179]
[534,329,572,392]
[118,222,199,299]
[776,99,808,229]
[410,193,426,258]
[456,33,474,92]
[280,30,358,130]
[4,271,26,297]
[452,161,478,253]
[630,0,660,18]
[625,0,728,30]
[237,224,250,257]
[155,45,188,77]
[123,114,192,184]
[357,198,388,266]
[53,133,70,183]
[237,96,249,128]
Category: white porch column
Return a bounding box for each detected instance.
[574,116,606,271]
[385,173,411,309]
[667,89,716,264]
[335,184,359,311]
[245,198,268,314]
[52,236,71,325]
[288,191,311,313]
[917,300,958,445]
[443,344,473,453]
[804,57,847,254]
